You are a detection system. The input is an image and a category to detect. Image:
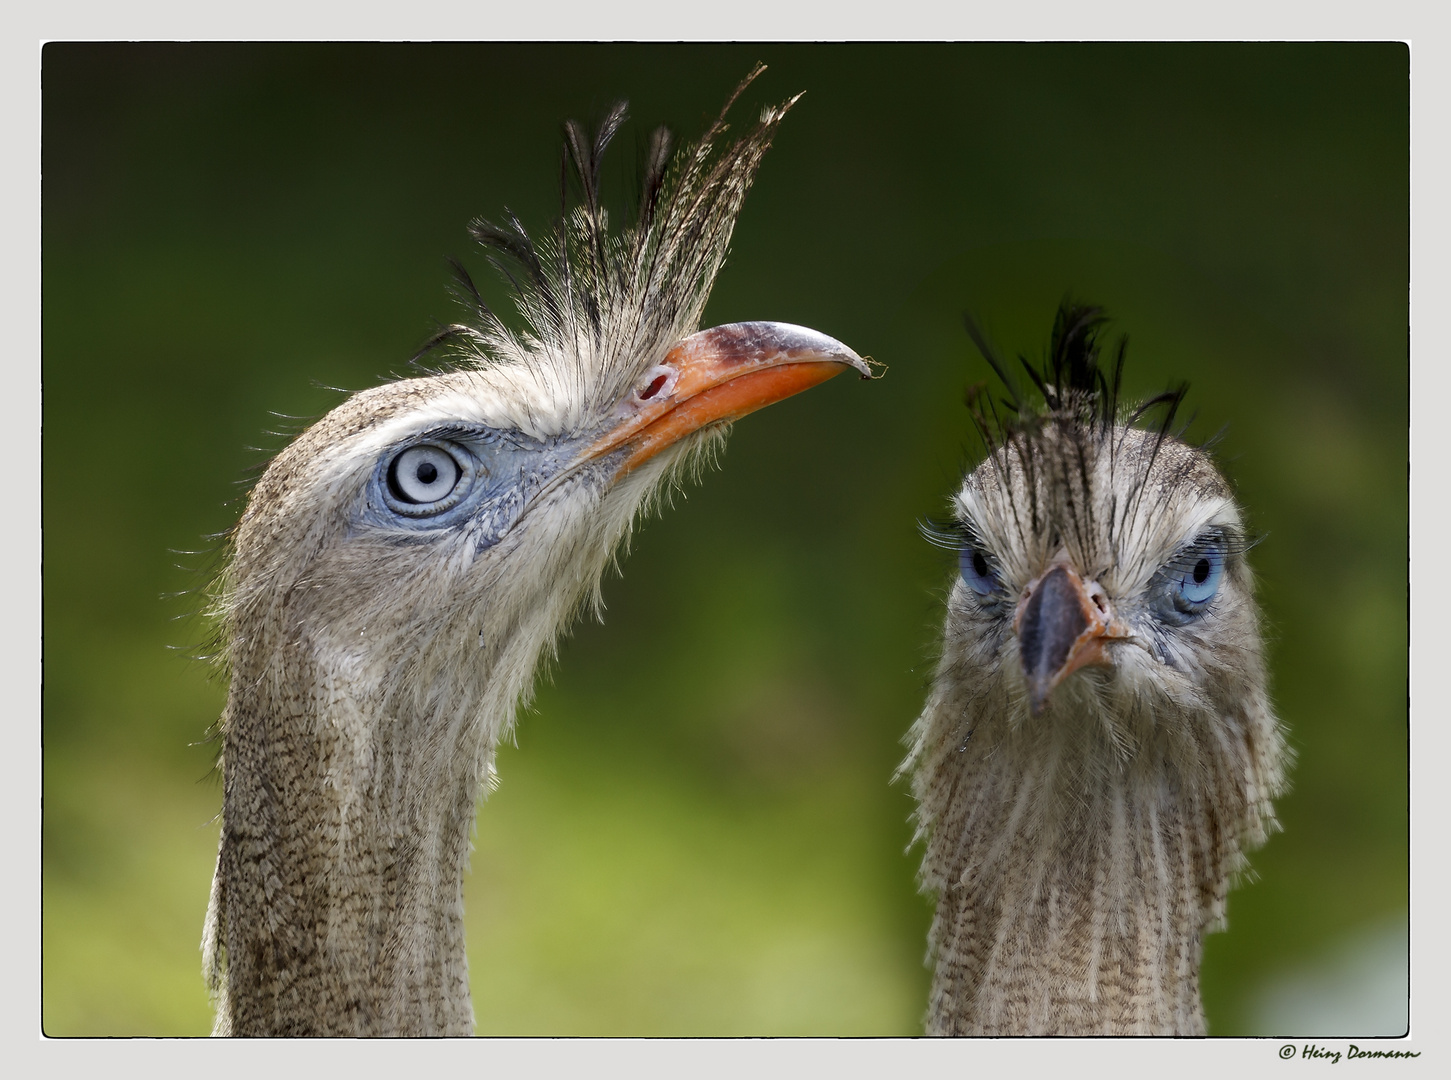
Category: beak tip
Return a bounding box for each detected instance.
[815,339,875,381]
[741,321,874,380]
[850,352,885,381]
[838,348,874,380]
[1026,678,1052,717]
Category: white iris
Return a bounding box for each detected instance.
[392,445,461,505]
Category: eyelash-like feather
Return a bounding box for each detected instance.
[919,517,996,554]
[1157,526,1262,578]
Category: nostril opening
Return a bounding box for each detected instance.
[1092,592,1108,613]
[639,374,669,400]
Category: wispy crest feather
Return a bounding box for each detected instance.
[423,64,799,408]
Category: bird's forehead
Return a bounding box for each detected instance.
[960,425,1230,503]
[318,367,586,460]
[953,423,1241,576]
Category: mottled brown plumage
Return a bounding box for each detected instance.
[200,71,869,1036]
[902,304,1287,1035]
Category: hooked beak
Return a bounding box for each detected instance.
[1014,564,1130,716]
[583,321,873,477]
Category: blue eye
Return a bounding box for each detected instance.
[1158,541,1225,619]
[959,543,1004,597]
[1179,553,1222,603]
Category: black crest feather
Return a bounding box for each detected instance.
[962,298,1190,455]
[953,299,1197,549]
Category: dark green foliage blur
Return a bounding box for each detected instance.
[41,43,1407,1035]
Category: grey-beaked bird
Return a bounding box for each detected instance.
[200,69,871,1037]
[901,303,1287,1035]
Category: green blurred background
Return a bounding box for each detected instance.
[41,43,1407,1036]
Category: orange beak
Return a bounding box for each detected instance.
[584,322,872,477]
[1014,563,1131,716]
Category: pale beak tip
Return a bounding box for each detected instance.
[842,347,886,381]
[843,347,879,381]
[1026,677,1053,717]
[808,335,876,381]
[741,321,876,380]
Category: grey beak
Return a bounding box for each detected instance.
[1017,565,1092,716]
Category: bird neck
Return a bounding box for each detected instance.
[203,500,630,1036]
[204,638,508,1036]
[908,682,1281,1036]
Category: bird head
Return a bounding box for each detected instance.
[926,302,1264,753]
[212,70,870,752]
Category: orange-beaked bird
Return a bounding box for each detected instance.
[201,69,870,1037]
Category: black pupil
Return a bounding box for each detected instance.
[1193,557,1210,584]
[973,549,990,578]
[416,462,439,485]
